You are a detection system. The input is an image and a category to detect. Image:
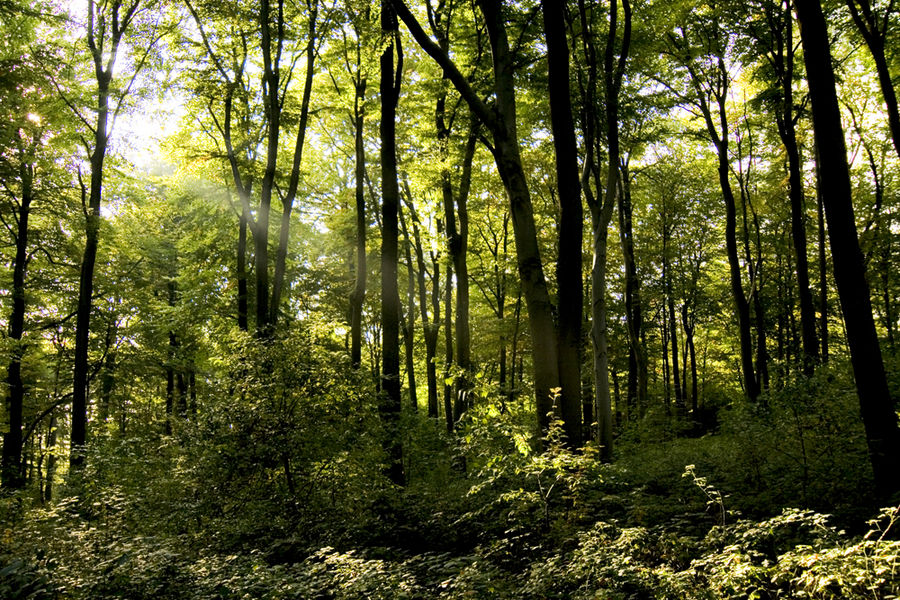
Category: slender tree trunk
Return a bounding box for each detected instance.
[620,162,647,412]
[406,194,440,417]
[254,0,284,336]
[2,158,32,489]
[43,415,58,501]
[395,0,562,438]
[797,0,900,496]
[664,242,683,412]
[443,253,454,432]
[351,73,367,368]
[591,203,615,457]
[72,57,112,473]
[817,168,829,361]
[510,289,522,404]
[618,160,644,419]
[577,0,631,458]
[379,1,404,486]
[98,315,118,424]
[480,0,566,434]
[442,127,478,422]
[400,205,418,411]
[270,3,318,324]
[542,0,583,447]
[683,304,698,414]
[779,68,819,371]
[720,152,759,400]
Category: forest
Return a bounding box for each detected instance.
[2,0,900,597]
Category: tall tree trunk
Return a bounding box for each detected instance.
[405,193,440,418]
[618,159,643,419]
[619,161,647,414]
[443,250,454,432]
[672,21,759,401]
[542,0,583,448]
[350,71,367,368]
[270,2,318,324]
[395,0,562,438]
[2,157,32,489]
[796,0,900,497]
[774,10,819,371]
[683,304,699,414]
[380,1,404,486]
[441,125,478,422]
[576,0,631,458]
[72,0,125,471]
[400,204,418,411]
[254,0,284,336]
[816,163,829,361]
[720,142,759,401]
[663,233,683,412]
[237,203,249,331]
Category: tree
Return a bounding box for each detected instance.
[844,0,900,160]
[182,0,321,336]
[70,0,151,472]
[795,0,900,496]
[0,24,48,487]
[394,0,563,438]
[542,0,584,448]
[380,0,405,486]
[744,0,818,373]
[661,1,761,401]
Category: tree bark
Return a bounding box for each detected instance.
[350,69,367,369]
[542,0,583,448]
[400,204,418,411]
[403,189,441,417]
[380,1,404,486]
[271,1,318,324]
[72,0,138,472]
[816,159,829,361]
[395,0,562,438]
[774,6,819,371]
[2,154,32,489]
[796,0,900,497]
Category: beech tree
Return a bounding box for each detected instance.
[796,0,900,497]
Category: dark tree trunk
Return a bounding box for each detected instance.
[270,3,318,324]
[773,9,819,371]
[395,0,562,438]
[720,140,759,401]
[664,243,683,412]
[671,21,760,402]
[2,157,32,489]
[683,304,698,414]
[542,0,583,448]
[816,165,829,361]
[441,125,478,422]
[43,415,58,501]
[400,204,418,411]
[797,0,900,497]
[98,316,117,424]
[253,0,284,336]
[72,9,116,471]
[575,0,631,457]
[405,192,440,418]
[379,1,404,486]
[619,161,646,414]
[443,250,454,432]
[351,72,367,369]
